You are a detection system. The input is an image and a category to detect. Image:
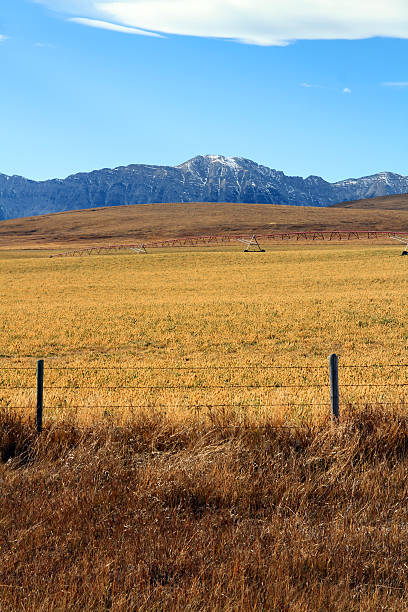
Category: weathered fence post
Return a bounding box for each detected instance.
[329,353,339,422]
[36,359,44,433]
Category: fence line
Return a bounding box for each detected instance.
[4,384,408,390]
[2,363,408,371]
[1,355,408,432]
[1,363,408,371]
[42,384,330,390]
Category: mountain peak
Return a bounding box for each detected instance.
[178,154,243,169]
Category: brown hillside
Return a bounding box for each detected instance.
[331,193,408,210]
[1,201,408,249]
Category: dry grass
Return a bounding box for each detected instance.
[1,243,408,609]
[1,243,408,419]
[2,201,408,249]
[2,407,408,610]
[332,193,408,210]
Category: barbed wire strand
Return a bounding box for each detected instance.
[3,402,408,410]
[39,384,329,390]
[0,366,46,371]
[2,382,408,391]
[43,365,327,371]
[1,363,408,372]
[49,402,332,409]
[0,406,35,409]
[341,364,408,369]
[0,387,37,390]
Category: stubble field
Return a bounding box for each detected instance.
[2,242,408,610]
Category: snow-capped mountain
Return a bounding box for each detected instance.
[0,155,407,220]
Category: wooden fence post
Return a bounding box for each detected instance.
[329,354,339,422]
[36,359,44,433]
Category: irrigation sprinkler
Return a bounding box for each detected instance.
[52,230,403,258]
[236,235,265,253]
[130,245,148,254]
[389,235,408,256]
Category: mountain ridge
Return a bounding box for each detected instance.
[0,155,407,221]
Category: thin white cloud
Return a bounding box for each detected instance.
[34,1,408,46]
[70,17,163,37]
[300,83,327,89]
[382,81,408,87]
[0,35,9,42]
[34,42,56,47]
[300,83,350,94]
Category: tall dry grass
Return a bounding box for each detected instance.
[1,407,408,610]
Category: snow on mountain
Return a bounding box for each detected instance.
[0,156,407,220]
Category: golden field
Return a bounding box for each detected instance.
[2,241,408,610]
[1,242,408,423]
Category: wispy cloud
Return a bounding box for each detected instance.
[33,0,408,46]
[69,17,163,38]
[34,42,56,47]
[382,81,408,87]
[0,35,9,43]
[300,83,328,90]
[301,83,351,94]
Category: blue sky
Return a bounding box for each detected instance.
[1,0,408,182]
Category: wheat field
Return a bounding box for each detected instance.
[1,242,408,423]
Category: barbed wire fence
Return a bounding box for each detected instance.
[1,355,408,432]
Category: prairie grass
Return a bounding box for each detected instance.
[2,407,408,610]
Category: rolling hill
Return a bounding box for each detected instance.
[1,200,408,249]
[331,193,408,210]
